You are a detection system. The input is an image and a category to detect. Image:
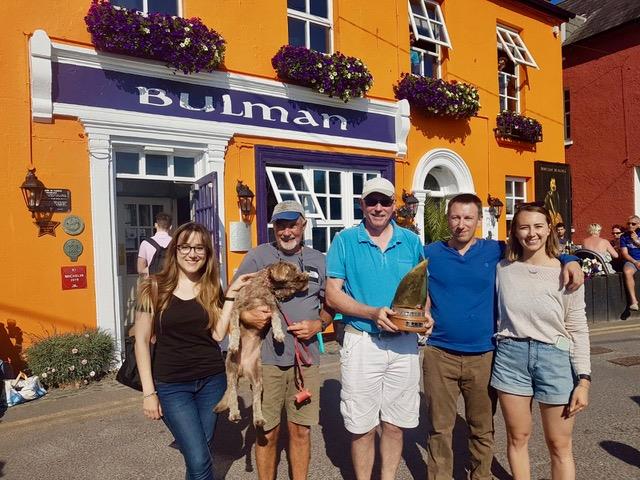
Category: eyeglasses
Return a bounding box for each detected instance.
[177,244,207,256]
[363,195,394,207]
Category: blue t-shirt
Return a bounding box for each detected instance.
[620,231,640,261]
[326,221,424,333]
[424,239,503,353]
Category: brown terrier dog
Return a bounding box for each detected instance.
[214,261,309,427]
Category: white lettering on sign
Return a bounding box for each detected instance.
[137,87,349,131]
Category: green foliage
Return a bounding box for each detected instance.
[423,196,451,244]
[25,329,116,388]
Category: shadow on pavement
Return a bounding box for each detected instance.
[630,395,640,407]
[319,378,353,478]
[213,397,256,478]
[600,440,640,468]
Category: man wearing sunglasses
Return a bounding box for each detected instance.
[620,215,640,311]
[422,194,584,480]
[326,177,431,480]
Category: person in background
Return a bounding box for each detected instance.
[491,204,590,480]
[555,223,568,249]
[620,215,640,311]
[135,222,254,480]
[137,212,173,276]
[610,224,625,272]
[582,223,618,271]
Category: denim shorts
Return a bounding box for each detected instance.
[490,337,575,405]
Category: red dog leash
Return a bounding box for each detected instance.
[277,303,313,404]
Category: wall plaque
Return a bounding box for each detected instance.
[61,265,87,290]
[63,239,83,262]
[62,215,85,235]
[40,189,71,213]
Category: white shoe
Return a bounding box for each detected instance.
[630,303,639,311]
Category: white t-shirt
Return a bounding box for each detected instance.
[138,231,172,265]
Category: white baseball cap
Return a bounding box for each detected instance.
[361,177,395,198]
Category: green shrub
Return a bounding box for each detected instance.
[25,329,116,388]
[423,196,451,244]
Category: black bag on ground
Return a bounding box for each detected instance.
[144,238,167,275]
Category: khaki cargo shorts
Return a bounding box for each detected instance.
[261,364,320,432]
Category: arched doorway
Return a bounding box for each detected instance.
[412,148,475,242]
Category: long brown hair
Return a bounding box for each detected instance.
[137,222,222,330]
[506,204,560,261]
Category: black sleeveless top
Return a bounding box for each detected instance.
[152,295,224,383]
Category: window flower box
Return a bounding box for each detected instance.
[85,0,226,74]
[271,45,373,103]
[495,111,543,143]
[393,73,480,119]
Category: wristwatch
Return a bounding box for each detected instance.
[577,374,592,382]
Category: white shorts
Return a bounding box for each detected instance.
[339,329,420,434]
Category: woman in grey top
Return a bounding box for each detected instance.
[491,204,591,480]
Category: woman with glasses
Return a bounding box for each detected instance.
[491,204,590,480]
[134,222,254,480]
[582,223,619,271]
[620,216,640,311]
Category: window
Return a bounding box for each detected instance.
[111,0,179,15]
[505,177,527,233]
[498,51,519,112]
[287,0,332,53]
[266,165,380,253]
[408,0,451,48]
[496,25,537,69]
[115,149,198,180]
[564,89,571,142]
[411,44,439,78]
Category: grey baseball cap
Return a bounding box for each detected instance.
[361,177,395,198]
[271,200,306,222]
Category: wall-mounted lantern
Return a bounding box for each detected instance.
[236,180,255,222]
[487,194,504,220]
[20,168,46,218]
[402,190,420,218]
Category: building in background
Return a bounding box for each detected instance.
[1,0,571,360]
[561,0,640,241]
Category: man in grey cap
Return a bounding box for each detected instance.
[326,177,431,480]
[233,200,333,480]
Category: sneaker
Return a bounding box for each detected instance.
[630,303,639,311]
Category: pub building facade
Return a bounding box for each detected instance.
[2,0,571,355]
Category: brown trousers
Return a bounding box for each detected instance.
[423,345,497,480]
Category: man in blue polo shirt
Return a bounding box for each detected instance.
[326,177,431,480]
[620,215,640,310]
[423,194,583,480]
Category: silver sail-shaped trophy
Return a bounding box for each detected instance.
[389,259,429,333]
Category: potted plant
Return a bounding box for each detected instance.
[393,73,480,119]
[495,111,543,143]
[271,45,373,102]
[85,0,226,74]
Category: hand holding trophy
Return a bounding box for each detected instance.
[389,260,431,333]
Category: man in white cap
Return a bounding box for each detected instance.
[233,200,333,480]
[326,177,432,480]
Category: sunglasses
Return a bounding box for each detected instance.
[612,231,622,235]
[363,195,394,207]
[628,222,638,226]
[515,201,545,211]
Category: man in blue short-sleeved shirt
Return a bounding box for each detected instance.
[326,177,432,480]
[619,215,640,310]
[423,194,583,480]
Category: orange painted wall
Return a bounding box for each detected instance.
[0,0,567,355]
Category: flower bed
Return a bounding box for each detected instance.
[25,329,116,388]
[393,73,480,119]
[85,0,226,74]
[271,45,373,102]
[495,111,543,143]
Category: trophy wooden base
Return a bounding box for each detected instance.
[389,306,429,333]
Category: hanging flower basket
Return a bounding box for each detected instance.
[393,73,480,119]
[271,45,373,102]
[85,0,226,74]
[495,111,543,143]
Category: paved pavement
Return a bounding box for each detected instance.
[1,321,639,479]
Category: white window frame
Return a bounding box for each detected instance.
[496,25,538,69]
[114,146,201,181]
[287,0,334,53]
[410,45,441,79]
[498,51,520,113]
[266,165,380,252]
[408,0,452,48]
[112,0,182,15]
[505,176,527,230]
